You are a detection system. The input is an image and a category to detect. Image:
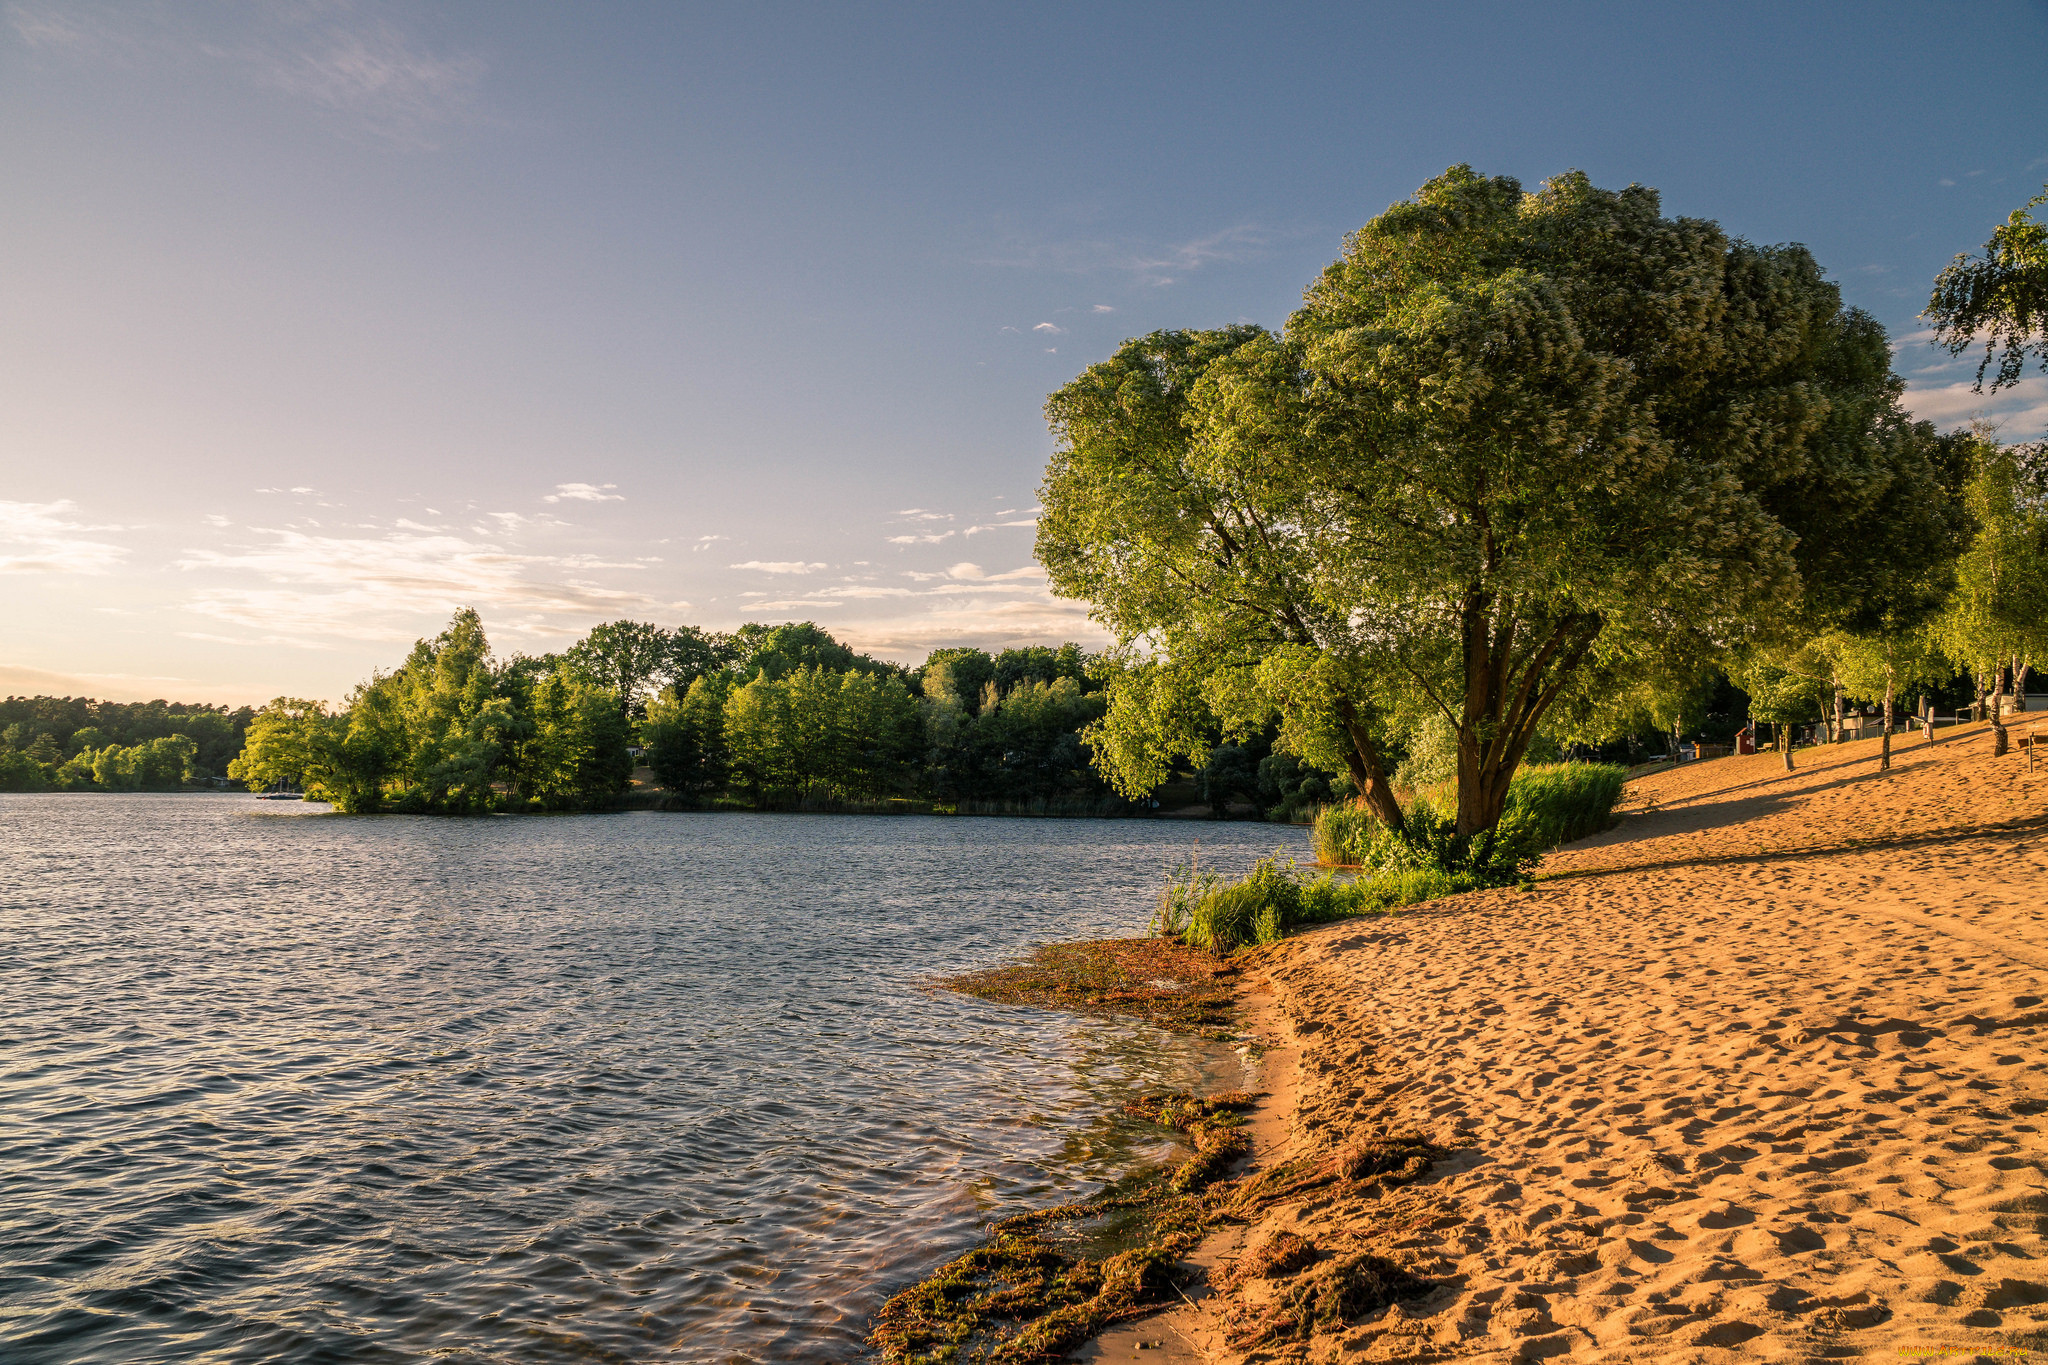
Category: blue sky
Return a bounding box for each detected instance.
[3,0,2045,704]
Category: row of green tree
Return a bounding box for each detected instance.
[1032,164,2048,866]
[0,697,256,792]
[225,613,1117,814]
[642,643,1105,809]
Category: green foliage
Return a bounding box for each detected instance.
[1152,857,1223,939]
[644,673,731,797]
[921,673,1109,807]
[1174,853,1436,955]
[1041,165,1958,843]
[1311,762,1627,884]
[731,621,897,682]
[1485,763,1629,850]
[562,620,732,718]
[1308,804,1378,868]
[82,735,198,790]
[0,695,254,779]
[1935,434,2048,687]
[0,748,50,791]
[230,611,633,814]
[1928,183,2048,392]
[1731,649,1831,726]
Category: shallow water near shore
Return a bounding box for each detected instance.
[0,795,1301,1364]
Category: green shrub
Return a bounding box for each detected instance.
[1309,762,1628,884]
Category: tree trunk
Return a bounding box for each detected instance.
[1781,723,1794,771]
[1879,678,1894,771]
[1334,696,1404,831]
[2017,655,2032,711]
[1671,717,1682,762]
[1832,685,1845,743]
[1446,599,1602,839]
[1992,660,2010,754]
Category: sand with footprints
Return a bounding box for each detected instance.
[1084,721,2048,1363]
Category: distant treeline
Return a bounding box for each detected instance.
[0,697,256,792]
[0,614,1375,815]
[222,610,1143,815]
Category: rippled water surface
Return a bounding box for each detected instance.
[0,796,1304,1363]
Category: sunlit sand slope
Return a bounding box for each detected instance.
[1228,725,2048,1363]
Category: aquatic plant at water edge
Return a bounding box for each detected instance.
[1179,855,1418,954]
[1151,854,1222,939]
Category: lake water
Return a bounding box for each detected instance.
[0,795,1304,1364]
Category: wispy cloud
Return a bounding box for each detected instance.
[0,500,128,574]
[887,531,956,545]
[730,560,826,574]
[173,522,670,645]
[544,482,623,503]
[977,223,1287,286]
[1902,375,2048,436]
[7,0,485,148]
[1032,322,1064,334]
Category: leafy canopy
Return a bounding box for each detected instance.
[1041,166,1953,835]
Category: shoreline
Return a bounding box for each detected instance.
[1068,722,2048,1363]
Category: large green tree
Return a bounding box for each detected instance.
[1042,166,1955,838]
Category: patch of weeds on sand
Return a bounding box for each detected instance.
[1231,1251,1434,1346]
[868,1108,1453,1363]
[939,938,1240,1039]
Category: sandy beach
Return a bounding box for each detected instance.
[1085,722,2048,1363]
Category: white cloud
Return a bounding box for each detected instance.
[173,522,666,645]
[894,509,953,521]
[1092,304,1115,313]
[729,560,826,574]
[1901,375,2048,436]
[544,482,623,503]
[887,531,956,545]
[0,500,128,574]
[1033,322,1064,334]
[964,517,1038,536]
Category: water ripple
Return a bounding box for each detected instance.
[0,796,1300,1362]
